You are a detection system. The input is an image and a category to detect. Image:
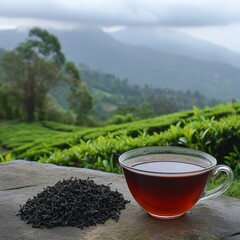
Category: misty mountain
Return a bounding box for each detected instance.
[0,28,240,100]
[109,27,240,69]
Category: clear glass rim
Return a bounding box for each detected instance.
[119,146,217,176]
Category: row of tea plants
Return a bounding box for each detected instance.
[37,113,240,175]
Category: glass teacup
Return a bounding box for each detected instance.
[119,146,233,219]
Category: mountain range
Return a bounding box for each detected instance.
[110,27,240,69]
[0,27,240,101]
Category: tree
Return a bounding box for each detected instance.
[1,27,66,122]
[138,101,154,118]
[148,95,178,115]
[0,82,23,119]
[65,61,93,124]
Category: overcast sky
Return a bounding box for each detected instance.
[1,0,240,52]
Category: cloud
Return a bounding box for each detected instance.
[1,0,240,29]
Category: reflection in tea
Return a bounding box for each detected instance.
[122,160,212,218]
[133,161,204,173]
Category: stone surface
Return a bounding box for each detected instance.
[0,160,240,240]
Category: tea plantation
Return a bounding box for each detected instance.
[0,102,240,198]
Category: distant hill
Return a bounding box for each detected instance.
[109,27,240,69]
[0,28,240,100]
[51,64,219,120]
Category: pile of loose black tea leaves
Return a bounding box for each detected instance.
[17,177,130,229]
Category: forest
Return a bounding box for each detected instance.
[0,28,219,126]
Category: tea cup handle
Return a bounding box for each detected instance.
[199,165,234,201]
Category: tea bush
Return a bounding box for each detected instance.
[42,121,84,132]
[38,114,240,172]
[1,102,239,166]
[2,110,193,160]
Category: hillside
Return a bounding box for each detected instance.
[0,28,240,100]
[79,64,219,119]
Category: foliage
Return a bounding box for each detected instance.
[224,146,240,177]
[65,60,93,124]
[68,89,93,125]
[0,83,24,120]
[0,28,92,124]
[42,121,84,132]
[36,113,240,169]
[0,152,12,163]
[108,113,136,124]
[1,28,66,122]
